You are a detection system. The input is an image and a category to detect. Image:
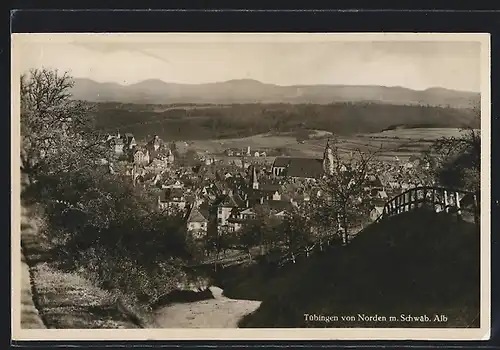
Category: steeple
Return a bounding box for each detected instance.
[323,138,335,175]
[252,165,259,190]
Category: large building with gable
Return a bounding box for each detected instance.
[271,139,335,179]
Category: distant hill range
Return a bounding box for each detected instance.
[72,78,479,108]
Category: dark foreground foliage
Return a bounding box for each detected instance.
[233,209,479,328]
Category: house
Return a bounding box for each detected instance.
[268,200,293,217]
[377,190,388,199]
[186,205,209,239]
[226,207,253,233]
[133,148,150,165]
[158,187,187,211]
[123,133,137,149]
[271,189,282,201]
[148,158,168,170]
[239,207,256,220]
[271,157,289,176]
[271,139,336,179]
[147,135,162,152]
[272,157,324,179]
[109,135,124,155]
[214,191,245,227]
[145,135,175,165]
[162,180,184,189]
[370,206,385,222]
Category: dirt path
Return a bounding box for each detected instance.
[153,287,261,328]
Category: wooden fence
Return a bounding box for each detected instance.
[276,186,480,268]
[377,186,480,224]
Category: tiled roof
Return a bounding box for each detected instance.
[274,157,325,178]
[284,158,324,179]
[216,193,244,208]
[260,183,281,192]
[160,188,185,202]
[187,206,208,223]
[268,200,293,213]
[272,157,293,167]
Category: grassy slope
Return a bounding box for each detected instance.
[233,209,480,328]
[21,204,141,329]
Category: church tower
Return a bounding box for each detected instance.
[322,138,335,175]
[152,135,161,151]
[251,165,259,190]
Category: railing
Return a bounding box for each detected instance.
[188,186,480,271]
[275,186,480,269]
[377,186,480,224]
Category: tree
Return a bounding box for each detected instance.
[295,129,311,143]
[308,196,338,250]
[251,204,274,255]
[204,225,231,271]
[425,125,481,192]
[282,207,312,263]
[169,141,180,160]
[317,136,380,244]
[238,223,259,262]
[19,69,196,308]
[20,68,108,199]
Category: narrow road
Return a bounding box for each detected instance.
[153,287,261,328]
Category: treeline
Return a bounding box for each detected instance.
[90,102,479,141]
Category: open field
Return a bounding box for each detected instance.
[362,127,470,140]
[179,128,460,163]
[93,101,479,143]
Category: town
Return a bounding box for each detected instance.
[100,130,435,252]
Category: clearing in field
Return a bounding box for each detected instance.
[361,128,467,140]
[179,128,461,162]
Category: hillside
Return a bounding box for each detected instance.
[73,78,480,108]
[90,102,479,142]
[223,209,480,328]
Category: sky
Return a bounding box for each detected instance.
[16,35,482,92]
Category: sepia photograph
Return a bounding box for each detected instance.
[11,33,490,341]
